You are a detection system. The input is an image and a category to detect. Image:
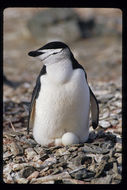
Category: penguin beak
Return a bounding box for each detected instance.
[28,51,43,57]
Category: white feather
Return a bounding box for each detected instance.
[33,55,90,146]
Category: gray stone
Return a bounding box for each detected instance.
[73,153,92,166]
[82,143,110,154]
[95,155,110,177]
[16,177,29,184]
[88,131,97,141]
[91,175,112,184]
[30,171,70,184]
[9,141,24,156]
[98,94,114,103]
[25,148,37,160]
[99,120,111,128]
[117,156,122,165]
[115,143,122,153]
[22,166,36,178]
[110,119,119,127]
[27,171,39,181]
[12,163,24,171]
[40,153,49,161]
[69,167,95,180]
[117,165,122,174]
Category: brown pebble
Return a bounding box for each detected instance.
[27,171,39,181]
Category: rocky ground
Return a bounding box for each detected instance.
[3,8,122,184]
[3,80,122,184]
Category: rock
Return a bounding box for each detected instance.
[41,180,55,184]
[12,164,24,171]
[22,166,36,178]
[117,165,122,175]
[40,153,49,161]
[98,94,114,103]
[40,157,57,169]
[92,154,103,163]
[69,167,95,180]
[20,136,37,148]
[11,171,21,183]
[68,146,78,152]
[3,151,13,160]
[13,156,25,163]
[91,175,112,184]
[73,153,92,166]
[117,156,122,165]
[88,131,97,142]
[99,108,110,120]
[113,101,121,108]
[95,156,110,177]
[25,148,37,160]
[16,178,29,184]
[30,171,70,184]
[9,141,24,156]
[99,120,111,128]
[27,171,39,181]
[115,143,122,153]
[62,178,87,184]
[82,143,109,154]
[3,173,14,183]
[110,119,119,127]
[55,147,70,156]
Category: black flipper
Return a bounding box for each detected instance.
[27,65,47,134]
[89,87,99,129]
[71,55,99,129]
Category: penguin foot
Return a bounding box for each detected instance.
[55,138,62,146]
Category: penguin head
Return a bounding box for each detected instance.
[28,41,72,65]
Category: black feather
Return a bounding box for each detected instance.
[27,65,47,134]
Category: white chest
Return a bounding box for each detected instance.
[33,64,90,145]
[35,67,89,123]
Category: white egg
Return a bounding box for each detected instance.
[62,132,79,146]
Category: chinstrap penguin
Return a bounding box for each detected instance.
[28,41,99,146]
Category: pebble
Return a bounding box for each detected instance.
[41,157,57,169]
[25,148,37,160]
[99,109,109,120]
[27,171,39,180]
[99,120,111,128]
[12,164,24,171]
[110,119,119,126]
[62,178,87,184]
[115,143,122,153]
[117,156,122,165]
[91,175,112,184]
[69,167,95,179]
[82,143,109,154]
[16,178,29,184]
[22,166,36,178]
[30,172,70,184]
[3,173,14,183]
[98,94,114,103]
[9,141,24,156]
[3,151,13,159]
